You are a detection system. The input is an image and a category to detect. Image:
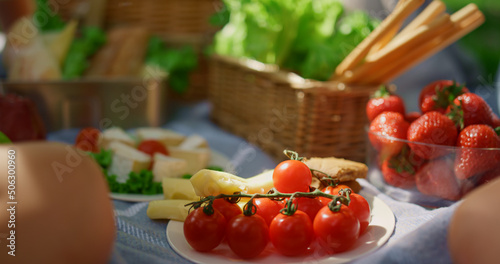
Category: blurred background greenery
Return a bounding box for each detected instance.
[443,0,500,83]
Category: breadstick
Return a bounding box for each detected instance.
[362,4,484,84]
[332,0,424,78]
[368,0,407,56]
[397,0,446,38]
[340,13,452,84]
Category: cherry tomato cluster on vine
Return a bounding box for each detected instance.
[183,193,370,259]
[183,155,371,259]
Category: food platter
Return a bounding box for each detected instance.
[110,150,233,202]
[166,193,395,263]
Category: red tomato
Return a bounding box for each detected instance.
[254,198,283,226]
[137,140,169,156]
[183,207,226,252]
[318,185,352,206]
[226,214,269,259]
[269,210,314,256]
[212,198,242,223]
[348,193,371,235]
[290,197,324,222]
[75,127,101,153]
[273,160,312,193]
[313,205,360,254]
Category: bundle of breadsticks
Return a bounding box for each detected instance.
[331,0,484,85]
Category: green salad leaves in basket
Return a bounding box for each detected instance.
[212,0,379,81]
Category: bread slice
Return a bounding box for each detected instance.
[303,157,368,183]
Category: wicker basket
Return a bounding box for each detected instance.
[56,0,222,101]
[209,55,378,163]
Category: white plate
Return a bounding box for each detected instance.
[166,193,395,263]
[110,150,233,202]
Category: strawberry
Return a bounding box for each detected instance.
[476,166,500,187]
[447,93,500,129]
[380,145,422,189]
[419,80,468,114]
[415,157,461,201]
[366,85,406,122]
[0,93,46,142]
[407,111,458,159]
[454,125,500,180]
[368,111,410,160]
[405,111,421,123]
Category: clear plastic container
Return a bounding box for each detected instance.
[366,130,500,207]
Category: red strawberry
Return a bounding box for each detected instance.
[407,111,458,159]
[477,166,500,187]
[381,146,420,189]
[405,111,422,123]
[368,111,410,160]
[454,125,500,180]
[366,85,406,122]
[415,157,461,201]
[0,93,46,142]
[419,80,468,114]
[447,93,500,129]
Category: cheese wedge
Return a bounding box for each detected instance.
[169,147,210,174]
[190,169,248,196]
[100,127,135,149]
[247,170,274,194]
[190,169,276,197]
[108,141,151,182]
[162,178,199,200]
[178,134,209,149]
[135,128,185,147]
[147,199,192,222]
[152,153,188,182]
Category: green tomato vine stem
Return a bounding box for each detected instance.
[186,188,351,216]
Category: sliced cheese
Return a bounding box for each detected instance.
[147,199,192,222]
[135,127,185,147]
[178,134,208,150]
[100,127,135,149]
[152,153,188,182]
[108,141,150,182]
[169,147,210,174]
[163,178,199,200]
[190,169,248,196]
[247,169,274,194]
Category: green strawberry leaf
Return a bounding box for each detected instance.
[447,99,465,130]
[433,81,466,109]
[372,85,391,99]
[387,145,416,175]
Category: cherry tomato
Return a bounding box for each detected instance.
[75,127,101,153]
[137,139,169,156]
[269,210,314,256]
[347,193,371,235]
[313,205,360,254]
[226,214,269,259]
[183,207,226,252]
[273,160,312,193]
[289,197,324,222]
[318,185,352,206]
[254,198,283,226]
[212,198,242,223]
